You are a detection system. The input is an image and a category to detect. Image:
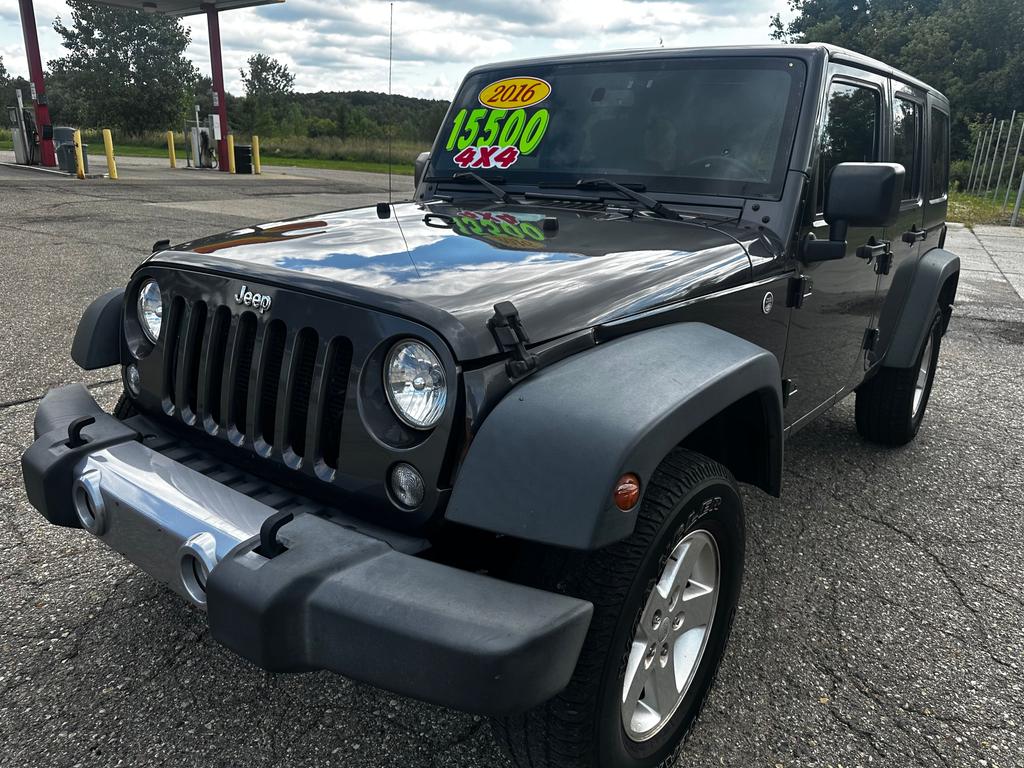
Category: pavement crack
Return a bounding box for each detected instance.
[853,511,981,618]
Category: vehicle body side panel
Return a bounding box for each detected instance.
[446,323,782,550]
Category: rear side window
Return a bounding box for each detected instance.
[929,108,949,200]
[893,95,923,200]
[817,82,880,212]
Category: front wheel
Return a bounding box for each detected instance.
[494,448,745,768]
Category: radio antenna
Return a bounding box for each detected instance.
[387,1,394,204]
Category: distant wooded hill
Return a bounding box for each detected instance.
[222,89,451,143]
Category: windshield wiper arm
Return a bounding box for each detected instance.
[575,178,681,220]
[426,171,514,204]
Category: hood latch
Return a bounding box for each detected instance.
[488,301,538,379]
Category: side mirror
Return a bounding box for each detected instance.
[803,162,904,263]
[414,152,430,188]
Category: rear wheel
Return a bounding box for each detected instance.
[855,304,943,446]
[494,448,745,768]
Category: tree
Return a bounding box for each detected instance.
[240,54,295,98]
[770,0,1024,158]
[237,54,296,136]
[48,1,199,133]
[0,55,9,90]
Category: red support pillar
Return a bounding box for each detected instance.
[204,3,230,171]
[17,0,56,167]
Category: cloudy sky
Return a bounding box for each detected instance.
[2,0,791,101]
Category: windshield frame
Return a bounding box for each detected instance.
[426,54,808,202]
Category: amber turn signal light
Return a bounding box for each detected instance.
[614,473,641,511]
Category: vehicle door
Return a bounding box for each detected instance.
[868,80,929,365]
[783,66,888,429]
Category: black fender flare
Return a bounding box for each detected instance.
[445,323,782,550]
[879,248,960,370]
[71,289,124,370]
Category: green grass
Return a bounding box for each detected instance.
[260,154,413,175]
[948,189,1015,228]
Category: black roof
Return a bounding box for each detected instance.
[468,43,947,104]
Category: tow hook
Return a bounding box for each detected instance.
[256,510,294,558]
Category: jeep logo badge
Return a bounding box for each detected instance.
[234,284,272,314]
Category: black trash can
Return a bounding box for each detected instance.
[56,143,76,173]
[234,144,253,175]
[55,141,89,174]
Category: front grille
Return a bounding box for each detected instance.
[161,298,352,472]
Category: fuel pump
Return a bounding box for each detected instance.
[8,89,40,165]
[186,104,217,169]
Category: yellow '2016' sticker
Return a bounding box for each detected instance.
[479,77,551,109]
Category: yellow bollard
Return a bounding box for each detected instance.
[166,131,177,169]
[227,134,236,174]
[252,135,262,175]
[102,129,118,180]
[72,129,86,180]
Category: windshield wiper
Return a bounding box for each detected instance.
[425,172,514,204]
[574,178,682,220]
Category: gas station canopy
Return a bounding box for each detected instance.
[87,0,282,17]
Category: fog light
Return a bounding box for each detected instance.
[125,363,141,396]
[390,463,425,509]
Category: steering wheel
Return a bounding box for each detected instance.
[683,154,761,180]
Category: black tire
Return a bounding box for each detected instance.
[493,448,745,768]
[855,305,943,446]
[113,390,137,420]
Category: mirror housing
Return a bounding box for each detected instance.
[825,162,904,229]
[414,152,430,188]
[803,162,905,263]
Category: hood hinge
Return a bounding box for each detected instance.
[488,301,539,379]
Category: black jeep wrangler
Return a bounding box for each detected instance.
[23,44,958,768]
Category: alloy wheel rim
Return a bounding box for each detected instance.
[621,529,720,742]
[913,335,935,418]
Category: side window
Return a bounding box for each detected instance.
[893,95,923,200]
[929,108,949,200]
[817,82,880,213]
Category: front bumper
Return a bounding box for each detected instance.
[21,384,593,715]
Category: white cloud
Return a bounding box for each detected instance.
[0,0,787,100]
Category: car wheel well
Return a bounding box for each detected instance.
[678,389,778,496]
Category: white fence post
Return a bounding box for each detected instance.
[992,111,1016,198]
[966,132,983,191]
[974,118,996,194]
[1003,117,1024,212]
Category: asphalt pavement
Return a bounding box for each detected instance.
[1,160,1022,768]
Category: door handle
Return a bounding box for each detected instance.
[856,238,890,261]
[901,227,927,244]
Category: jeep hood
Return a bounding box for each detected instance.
[159,201,755,361]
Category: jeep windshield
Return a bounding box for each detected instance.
[430,56,807,200]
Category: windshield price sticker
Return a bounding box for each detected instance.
[446,78,552,170]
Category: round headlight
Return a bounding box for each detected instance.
[137,279,163,344]
[384,340,447,429]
